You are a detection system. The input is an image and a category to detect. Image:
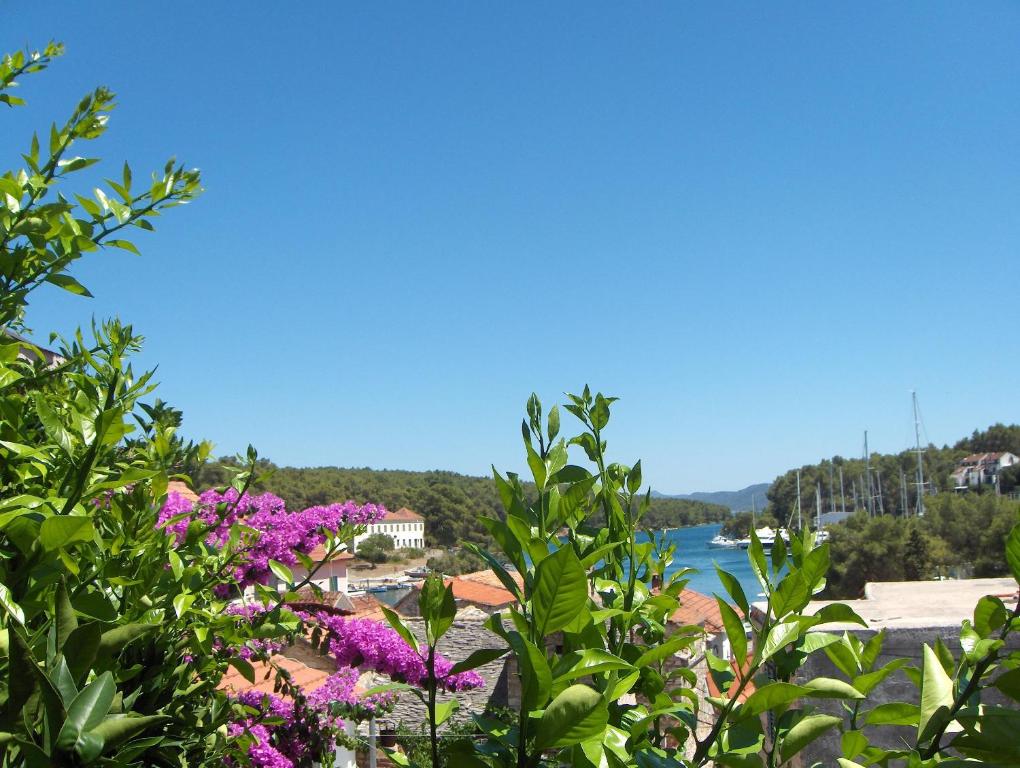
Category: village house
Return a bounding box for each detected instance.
[393,569,519,616]
[352,507,425,550]
[950,451,1019,489]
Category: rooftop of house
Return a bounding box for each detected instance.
[458,568,525,591]
[305,543,354,563]
[218,654,332,697]
[790,577,1019,631]
[166,480,199,503]
[380,507,424,522]
[670,588,732,635]
[445,577,516,607]
[958,452,1015,465]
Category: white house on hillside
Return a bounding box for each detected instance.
[352,507,425,550]
[950,452,1018,489]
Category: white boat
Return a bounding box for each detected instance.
[708,534,739,548]
[739,526,779,550]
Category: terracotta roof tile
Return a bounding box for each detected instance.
[459,569,525,591]
[167,480,199,503]
[672,589,727,634]
[384,507,424,522]
[445,578,516,607]
[218,655,330,696]
[306,544,354,562]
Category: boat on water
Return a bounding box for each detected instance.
[708,534,740,548]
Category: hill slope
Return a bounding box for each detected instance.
[654,483,770,513]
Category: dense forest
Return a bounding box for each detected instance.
[764,423,1020,527]
[824,493,1020,598]
[194,461,729,547]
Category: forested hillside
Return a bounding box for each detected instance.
[195,461,729,547]
[764,423,1020,527]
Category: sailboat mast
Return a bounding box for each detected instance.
[796,469,802,530]
[913,391,926,517]
[829,464,836,515]
[839,466,847,515]
[900,469,908,516]
[864,431,874,516]
[815,483,822,530]
[875,469,884,515]
[751,493,757,527]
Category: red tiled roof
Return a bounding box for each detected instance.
[444,577,516,607]
[384,507,424,522]
[167,480,199,503]
[346,594,387,621]
[306,543,355,562]
[459,569,525,591]
[672,589,728,634]
[218,655,330,696]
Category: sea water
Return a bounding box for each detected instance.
[655,523,762,600]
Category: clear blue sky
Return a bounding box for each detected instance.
[5,3,1019,493]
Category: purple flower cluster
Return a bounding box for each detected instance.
[156,490,386,589]
[229,692,298,768]
[303,610,485,692]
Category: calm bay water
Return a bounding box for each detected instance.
[655,523,762,600]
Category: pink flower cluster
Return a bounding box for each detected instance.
[303,610,485,692]
[156,489,386,589]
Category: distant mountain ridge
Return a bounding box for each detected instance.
[653,482,771,513]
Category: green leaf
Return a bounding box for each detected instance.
[268,559,293,585]
[419,574,456,645]
[532,545,587,637]
[449,647,508,675]
[507,631,551,712]
[553,649,635,682]
[228,657,255,684]
[64,623,102,682]
[89,714,168,752]
[1006,523,1020,584]
[864,702,921,726]
[172,593,194,618]
[534,684,608,750]
[34,396,73,455]
[716,566,750,617]
[461,544,523,601]
[841,730,868,759]
[811,602,867,628]
[380,606,419,653]
[55,579,78,652]
[590,395,611,431]
[716,597,747,665]
[40,516,95,551]
[802,677,864,699]
[44,273,93,297]
[918,643,954,742]
[758,620,800,662]
[434,699,459,726]
[0,581,25,624]
[780,713,841,762]
[993,667,1020,701]
[57,671,115,758]
[974,595,1008,638]
[740,682,809,718]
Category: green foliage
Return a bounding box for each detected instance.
[427,549,484,576]
[196,463,729,549]
[722,510,779,538]
[0,45,360,767]
[825,494,1020,598]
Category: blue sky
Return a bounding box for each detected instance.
[5,3,1019,492]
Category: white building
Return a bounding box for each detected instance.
[352,507,425,550]
[950,452,1019,489]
